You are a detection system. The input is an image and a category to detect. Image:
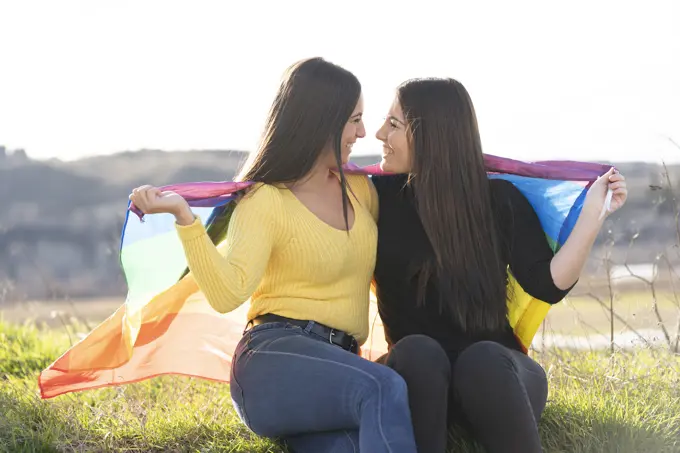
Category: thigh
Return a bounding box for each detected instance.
[381,335,451,453]
[447,341,547,453]
[231,323,406,438]
[507,349,549,419]
[283,430,360,453]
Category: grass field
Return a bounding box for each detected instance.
[1,319,679,453]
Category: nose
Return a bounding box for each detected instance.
[356,121,366,138]
[375,123,387,143]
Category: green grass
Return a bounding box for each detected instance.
[1,320,679,453]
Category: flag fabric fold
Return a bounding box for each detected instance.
[38,154,611,399]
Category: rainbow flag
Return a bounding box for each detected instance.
[38,155,611,399]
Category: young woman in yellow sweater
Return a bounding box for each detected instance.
[129,57,417,453]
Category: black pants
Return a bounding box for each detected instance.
[377,335,548,453]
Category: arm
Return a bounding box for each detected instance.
[550,168,627,289]
[499,168,627,300]
[174,184,281,313]
[494,180,574,303]
[548,212,603,290]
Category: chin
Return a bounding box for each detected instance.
[380,157,407,174]
[380,157,393,172]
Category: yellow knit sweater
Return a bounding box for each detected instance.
[175,174,378,344]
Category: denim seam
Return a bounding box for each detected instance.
[239,327,300,369]
[229,372,251,429]
[344,430,358,453]
[250,350,396,453]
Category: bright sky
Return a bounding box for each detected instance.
[1,0,679,163]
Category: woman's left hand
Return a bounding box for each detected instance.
[583,167,628,220]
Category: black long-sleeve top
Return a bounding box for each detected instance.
[372,174,572,358]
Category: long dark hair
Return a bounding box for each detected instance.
[179,58,361,279]
[398,78,508,333]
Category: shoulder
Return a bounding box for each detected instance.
[371,174,408,197]
[488,177,541,238]
[489,177,521,197]
[243,182,282,199]
[227,183,286,241]
[237,182,284,213]
[489,178,531,211]
[344,173,379,219]
[344,173,377,201]
[345,173,371,192]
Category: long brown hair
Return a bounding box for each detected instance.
[238,57,360,228]
[180,58,361,279]
[398,78,508,333]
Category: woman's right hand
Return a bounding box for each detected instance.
[129,185,195,225]
[582,167,628,222]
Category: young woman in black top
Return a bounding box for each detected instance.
[371,78,628,453]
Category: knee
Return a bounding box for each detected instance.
[385,334,451,381]
[454,341,517,388]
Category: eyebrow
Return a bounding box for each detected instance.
[350,112,363,119]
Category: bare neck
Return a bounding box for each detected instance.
[288,161,338,193]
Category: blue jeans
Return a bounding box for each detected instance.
[230,320,417,453]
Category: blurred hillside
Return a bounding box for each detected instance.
[0,145,677,301]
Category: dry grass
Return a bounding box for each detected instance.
[1,319,679,453]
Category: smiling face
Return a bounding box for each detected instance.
[375,95,412,173]
[340,94,366,164]
[318,93,366,168]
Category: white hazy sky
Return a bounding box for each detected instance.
[1,0,679,163]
